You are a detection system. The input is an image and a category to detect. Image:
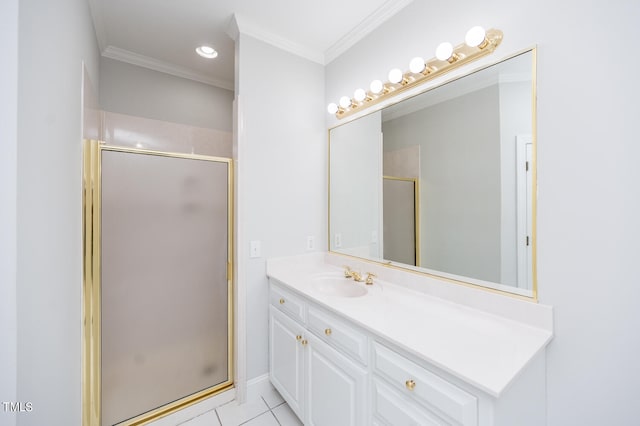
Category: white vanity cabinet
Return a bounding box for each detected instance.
[269,283,369,425]
[268,264,551,426]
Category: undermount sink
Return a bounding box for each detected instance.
[311,273,368,298]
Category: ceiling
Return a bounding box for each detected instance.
[88,0,414,91]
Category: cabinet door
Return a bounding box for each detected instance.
[269,306,305,419]
[305,334,368,426]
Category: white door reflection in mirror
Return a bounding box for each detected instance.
[516,135,533,290]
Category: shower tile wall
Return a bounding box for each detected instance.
[102,111,233,157]
[383,144,420,178]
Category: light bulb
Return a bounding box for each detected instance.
[196,45,218,59]
[353,88,366,102]
[370,80,383,94]
[339,96,351,109]
[465,26,486,47]
[327,103,338,114]
[388,68,403,84]
[409,57,425,74]
[435,42,453,61]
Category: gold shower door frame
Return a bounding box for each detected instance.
[82,140,234,426]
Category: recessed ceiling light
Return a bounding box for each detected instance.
[196,45,218,59]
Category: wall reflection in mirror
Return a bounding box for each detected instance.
[329,49,536,298]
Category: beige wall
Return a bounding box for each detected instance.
[100,57,234,133]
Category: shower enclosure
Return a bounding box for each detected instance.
[82,140,233,425]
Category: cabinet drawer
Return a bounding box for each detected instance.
[372,342,477,426]
[270,282,306,323]
[373,378,448,426]
[307,305,368,365]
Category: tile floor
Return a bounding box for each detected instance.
[178,387,302,426]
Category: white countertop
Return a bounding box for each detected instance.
[266,253,553,397]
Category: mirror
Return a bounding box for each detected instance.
[329,49,536,298]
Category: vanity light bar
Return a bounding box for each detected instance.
[328,27,503,119]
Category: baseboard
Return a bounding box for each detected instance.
[247,373,273,402]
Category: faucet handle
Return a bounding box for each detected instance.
[365,272,376,285]
[343,265,354,278]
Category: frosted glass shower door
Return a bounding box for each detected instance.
[99,148,232,425]
[383,177,418,266]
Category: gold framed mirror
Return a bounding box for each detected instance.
[328,48,537,300]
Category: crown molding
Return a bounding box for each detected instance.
[230,1,414,66]
[231,13,325,64]
[102,46,234,91]
[324,0,414,64]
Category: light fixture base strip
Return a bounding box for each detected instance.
[335,28,503,119]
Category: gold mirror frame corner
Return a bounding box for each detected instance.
[530,45,539,303]
[327,46,539,303]
[82,140,235,426]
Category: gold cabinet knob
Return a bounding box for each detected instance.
[301,339,308,346]
[296,335,302,341]
[279,298,285,304]
[325,328,332,336]
[405,379,416,391]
